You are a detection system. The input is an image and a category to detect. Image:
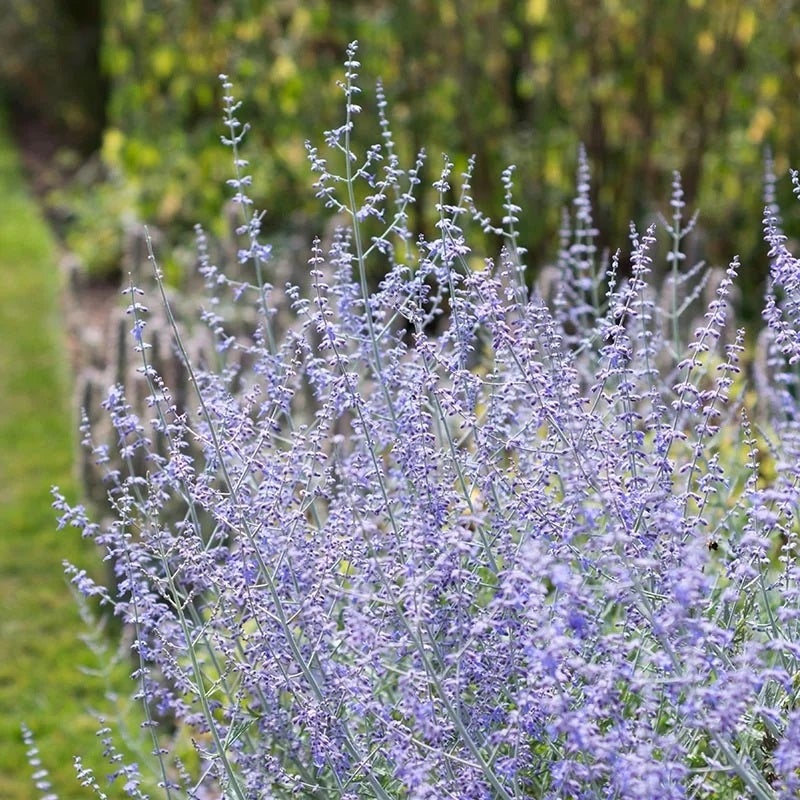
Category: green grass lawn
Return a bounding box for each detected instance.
[0,113,142,799]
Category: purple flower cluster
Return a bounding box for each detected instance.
[47,43,800,799]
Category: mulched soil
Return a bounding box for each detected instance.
[9,111,120,375]
[9,112,72,198]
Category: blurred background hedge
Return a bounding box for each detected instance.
[2,0,800,321]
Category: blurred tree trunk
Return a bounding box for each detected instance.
[0,0,107,153]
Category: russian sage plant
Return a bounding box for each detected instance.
[43,42,800,799]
